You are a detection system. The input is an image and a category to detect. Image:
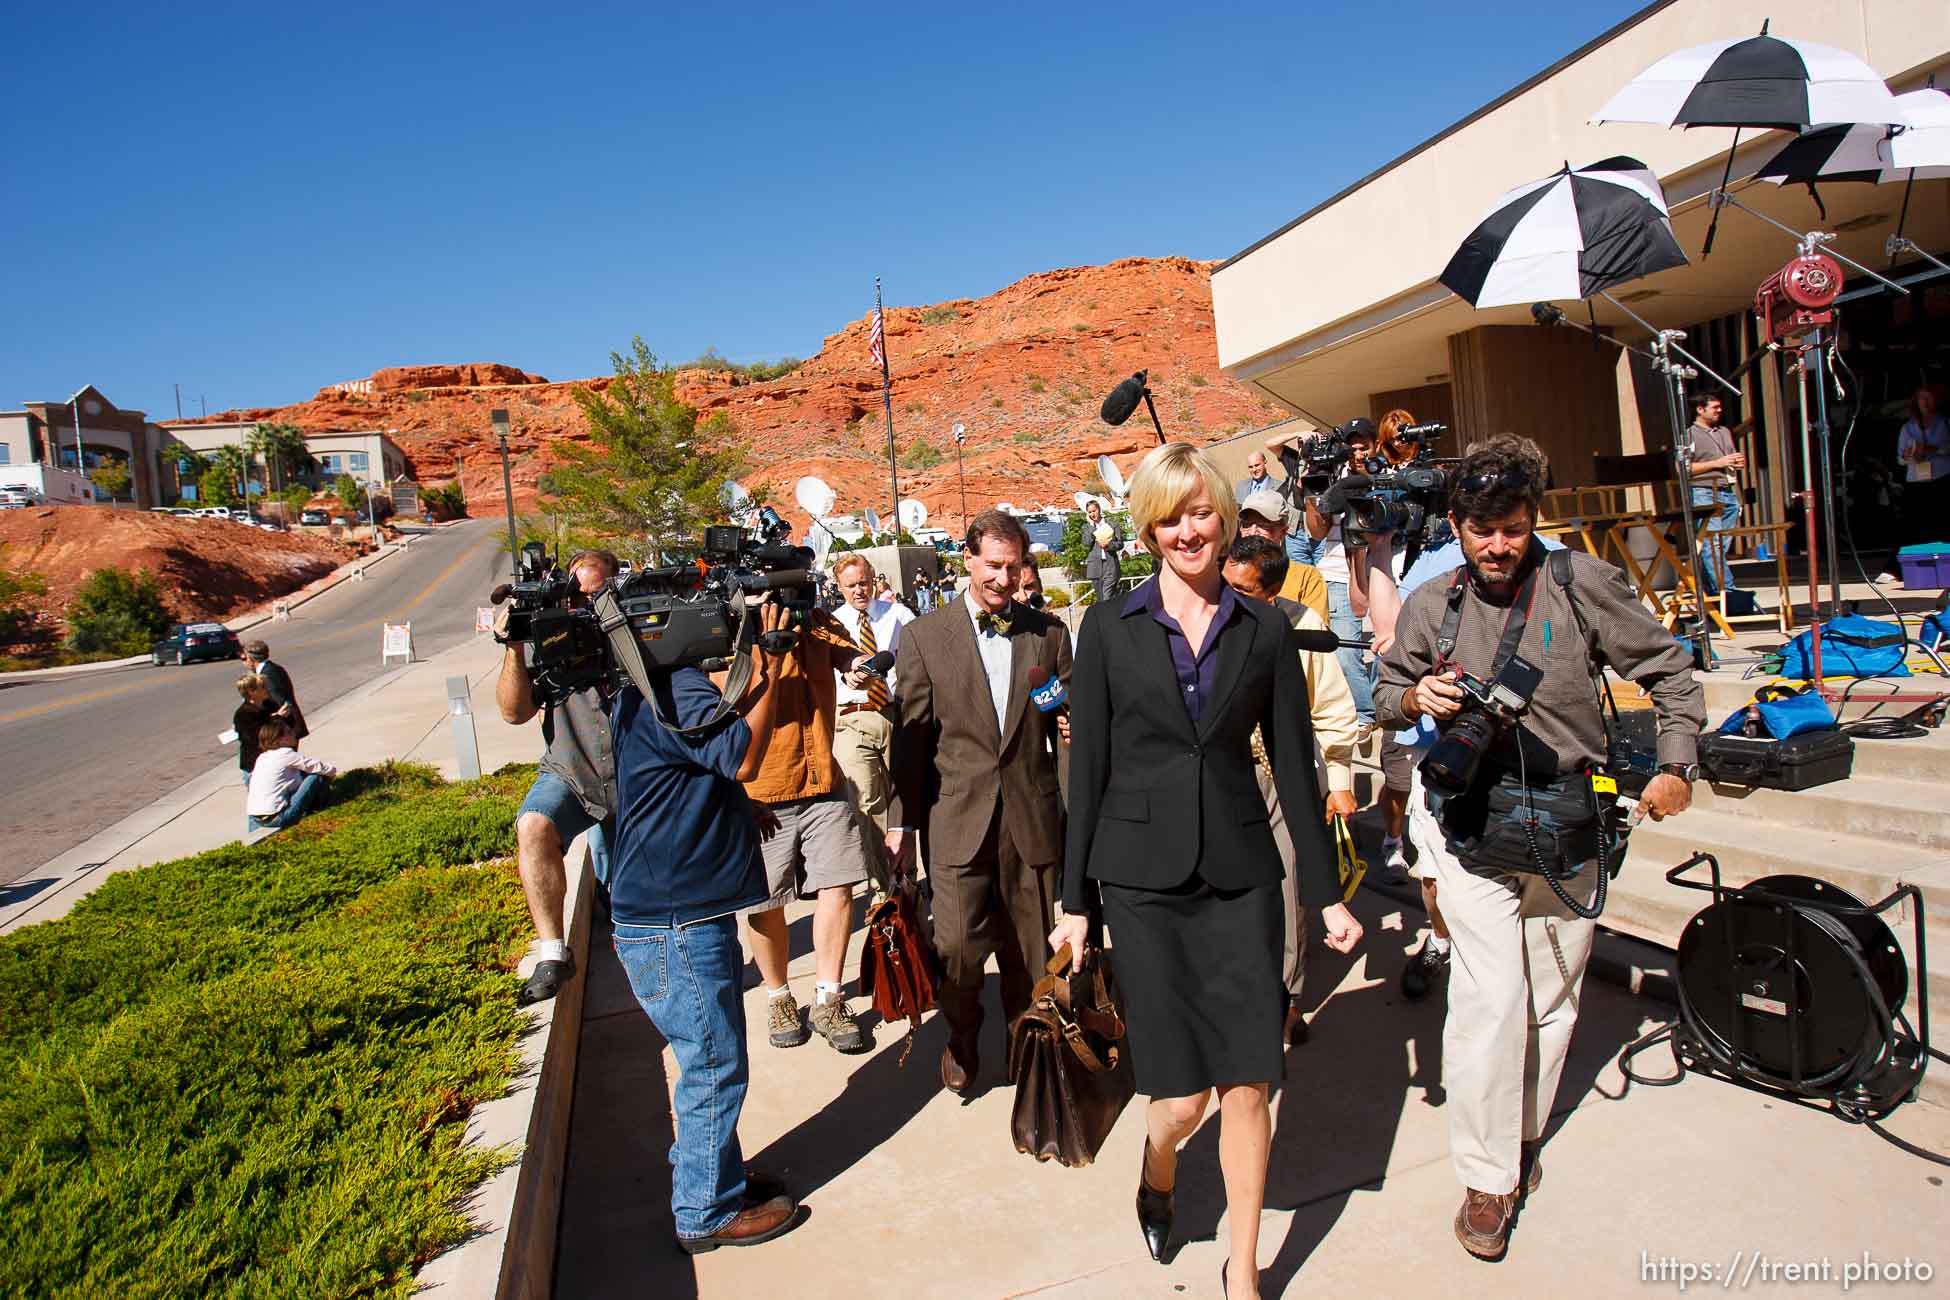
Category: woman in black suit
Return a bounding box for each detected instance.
[1050,442,1363,1300]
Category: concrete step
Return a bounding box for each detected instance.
[1691,772,1950,851]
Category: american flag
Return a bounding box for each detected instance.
[868,305,884,369]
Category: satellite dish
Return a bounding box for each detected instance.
[794,475,836,519]
[898,498,928,532]
[1097,455,1130,500]
[997,501,1016,515]
[864,507,883,538]
[722,479,751,509]
[1072,490,1098,511]
[808,521,833,571]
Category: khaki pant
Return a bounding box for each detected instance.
[1411,774,1597,1196]
[833,708,894,831]
[1262,765,1308,999]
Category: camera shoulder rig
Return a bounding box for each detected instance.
[591,587,757,739]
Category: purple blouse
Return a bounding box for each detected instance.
[1120,577,1245,724]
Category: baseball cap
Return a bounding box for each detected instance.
[1342,417,1378,441]
[1240,488,1287,523]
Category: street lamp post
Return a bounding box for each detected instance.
[952,423,967,526]
[492,408,518,555]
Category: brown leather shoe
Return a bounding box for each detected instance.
[678,1194,799,1254]
[1454,1188,1514,1260]
[1283,999,1310,1046]
[941,1039,977,1095]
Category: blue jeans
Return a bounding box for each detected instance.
[612,915,750,1239]
[248,772,325,832]
[1286,531,1326,568]
[519,770,614,885]
[1324,581,1375,721]
[1690,487,1742,595]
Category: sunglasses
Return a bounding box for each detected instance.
[1456,468,1533,495]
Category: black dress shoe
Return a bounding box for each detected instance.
[1136,1140,1173,1263]
[517,956,576,1006]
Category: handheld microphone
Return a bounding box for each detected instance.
[1027,665,1068,716]
[861,650,896,677]
[1290,628,1342,653]
[1100,371,1148,426]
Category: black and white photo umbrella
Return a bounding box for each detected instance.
[1755,123,1911,186]
[1890,86,1950,171]
[1592,23,1897,131]
[1439,157,1688,309]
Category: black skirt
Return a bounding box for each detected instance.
[1101,874,1285,1097]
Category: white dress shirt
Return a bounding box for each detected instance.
[830,598,915,705]
[247,746,337,817]
[964,591,1013,733]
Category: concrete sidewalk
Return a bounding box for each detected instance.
[557,886,1950,1300]
[0,626,527,934]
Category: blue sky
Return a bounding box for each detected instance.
[2,1,1640,417]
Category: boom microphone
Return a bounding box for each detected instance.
[1100,371,1149,427]
[1027,664,1068,716]
[1291,628,1343,653]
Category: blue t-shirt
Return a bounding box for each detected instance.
[608,667,767,926]
[1392,535,1566,749]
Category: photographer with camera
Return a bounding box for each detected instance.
[604,594,803,1251]
[1376,434,1704,1262]
[496,548,620,1007]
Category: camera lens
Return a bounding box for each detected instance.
[1421,709,1498,795]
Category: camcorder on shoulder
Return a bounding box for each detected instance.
[1328,421,1454,554]
[494,508,816,706]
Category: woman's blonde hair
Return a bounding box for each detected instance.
[1126,442,1237,559]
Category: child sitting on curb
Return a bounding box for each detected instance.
[246,719,337,832]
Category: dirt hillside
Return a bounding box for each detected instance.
[0,507,352,653]
[174,256,1288,535]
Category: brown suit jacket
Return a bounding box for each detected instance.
[887,596,1071,867]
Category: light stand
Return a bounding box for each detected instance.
[492,408,519,560]
[952,422,968,526]
[1598,290,1744,667]
[1884,234,1950,277]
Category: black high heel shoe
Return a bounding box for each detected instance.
[1135,1139,1173,1263]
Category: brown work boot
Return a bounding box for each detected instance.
[1454,1188,1515,1260]
[941,1038,978,1095]
[810,996,869,1053]
[766,989,810,1048]
[1520,1141,1543,1197]
[678,1194,800,1254]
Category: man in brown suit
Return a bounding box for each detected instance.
[886,509,1071,1095]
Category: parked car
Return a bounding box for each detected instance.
[1,488,44,507]
[299,509,328,526]
[170,507,197,516]
[331,515,353,526]
[150,621,242,666]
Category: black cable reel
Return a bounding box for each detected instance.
[1621,854,1943,1162]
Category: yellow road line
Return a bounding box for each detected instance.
[0,678,156,726]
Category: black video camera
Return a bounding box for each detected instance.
[1420,654,1544,796]
[497,507,817,705]
[1330,422,1454,552]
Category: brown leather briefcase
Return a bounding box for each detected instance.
[858,880,939,1062]
[1006,945,1135,1168]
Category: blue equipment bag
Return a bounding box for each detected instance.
[1716,685,1837,739]
[1777,614,1908,680]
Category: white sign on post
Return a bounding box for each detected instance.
[381,621,414,666]
[475,606,494,635]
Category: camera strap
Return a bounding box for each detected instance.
[592,588,752,740]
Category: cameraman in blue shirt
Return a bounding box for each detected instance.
[606,598,803,1254]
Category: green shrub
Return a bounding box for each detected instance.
[63,567,171,655]
[0,761,535,1298]
[900,440,945,470]
[919,306,960,326]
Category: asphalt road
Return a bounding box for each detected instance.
[0,518,510,884]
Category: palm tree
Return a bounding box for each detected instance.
[246,422,313,494]
[206,444,250,504]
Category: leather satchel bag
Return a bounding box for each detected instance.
[858,879,939,1064]
[1007,944,1135,1168]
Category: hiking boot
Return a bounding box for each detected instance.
[678,1195,800,1254]
[809,996,869,1053]
[767,990,810,1048]
[517,956,576,1007]
[1401,935,1451,1002]
[1454,1188,1514,1260]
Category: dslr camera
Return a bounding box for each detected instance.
[496,506,816,705]
[1419,653,1544,795]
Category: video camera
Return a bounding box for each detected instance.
[1326,421,1454,553]
[494,507,817,705]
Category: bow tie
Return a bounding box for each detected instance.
[977,609,1013,638]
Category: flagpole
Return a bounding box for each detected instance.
[876,277,902,540]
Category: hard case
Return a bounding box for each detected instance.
[1698,728,1855,791]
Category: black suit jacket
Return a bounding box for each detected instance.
[256,659,309,740]
[1062,583,1337,913]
